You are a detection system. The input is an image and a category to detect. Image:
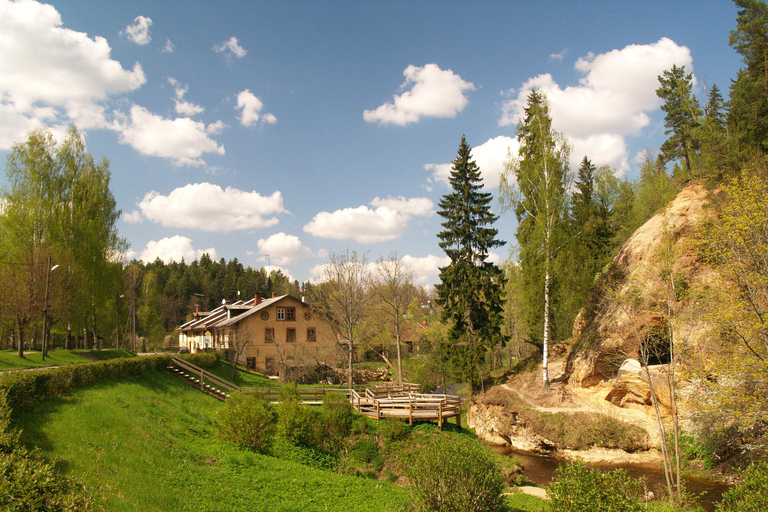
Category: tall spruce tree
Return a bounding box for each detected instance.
[436,136,506,389]
[500,90,571,387]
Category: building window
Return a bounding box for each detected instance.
[286,328,296,343]
[246,357,256,370]
[277,307,296,321]
[307,328,316,342]
[265,328,275,343]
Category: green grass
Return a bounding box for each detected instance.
[0,349,94,370]
[206,359,280,387]
[16,371,408,512]
[73,349,136,361]
[504,492,546,512]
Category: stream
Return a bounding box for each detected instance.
[492,446,730,511]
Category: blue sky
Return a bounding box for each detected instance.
[0,0,743,285]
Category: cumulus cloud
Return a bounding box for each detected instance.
[499,38,693,173]
[122,15,152,45]
[137,182,287,232]
[163,39,174,53]
[401,254,451,284]
[236,89,276,127]
[138,236,216,264]
[304,196,434,243]
[214,36,247,59]
[427,135,518,189]
[168,77,204,116]
[364,63,475,126]
[0,0,146,147]
[122,210,142,224]
[549,48,569,63]
[114,104,225,166]
[256,233,314,266]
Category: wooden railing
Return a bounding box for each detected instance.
[169,355,240,394]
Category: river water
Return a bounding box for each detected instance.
[492,446,730,512]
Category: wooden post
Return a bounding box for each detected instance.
[409,401,413,427]
[200,368,204,390]
[376,401,380,421]
[438,401,443,431]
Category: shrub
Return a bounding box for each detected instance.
[717,462,768,512]
[276,387,320,446]
[321,392,355,451]
[547,461,644,512]
[518,410,648,451]
[214,391,277,453]
[378,418,411,445]
[178,351,218,369]
[404,433,505,512]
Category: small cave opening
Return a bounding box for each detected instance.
[639,326,672,365]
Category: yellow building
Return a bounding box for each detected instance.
[211,293,342,381]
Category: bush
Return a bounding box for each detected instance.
[404,433,505,512]
[717,462,768,512]
[214,391,277,453]
[178,351,218,369]
[321,392,355,451]
[378,418,411,445]
[547,461,644,512]
[276,387,320,446]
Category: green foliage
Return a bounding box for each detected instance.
[0,447,98,512]
[404,433,505,512]
[378,418,412,445]
[269,437,340,471]
[436,136,506,388]
[276,387,320,446]
[178,350,219,369]
[547,461,644,512]
[717,462,768,511]
[321,392,355,450]
[214,391,277,453]
[0,354,171,415]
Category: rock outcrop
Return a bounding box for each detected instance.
[566,181,718,397]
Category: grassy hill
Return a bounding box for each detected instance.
[15,370,408,512]
[0,349,135,371]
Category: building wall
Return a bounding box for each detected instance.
[228,297,341,376]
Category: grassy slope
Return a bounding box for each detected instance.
[15,371,407,512]
[0,349,94,370]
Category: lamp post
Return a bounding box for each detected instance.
[115,293,124,348]
[41,257,59,361]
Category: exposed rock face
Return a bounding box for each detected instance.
[566,182,717,393]
[604,358,671,410]
[467,401,554,452]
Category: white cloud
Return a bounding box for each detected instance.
[499,38,693,173]
[163,39,174,53]
[236,89,276,127]
[0,0,146,147]
[122,15,152,46]
[137,182,287,232]
[168,77,204,116]
[304,196,434,243]
[401,254,451,284]
[427,135,518,189]
[369,196,434,217]
[549,48,569,63]
[213,36,247,59]
[122,210,142,224]
[257,233,314,265]
[138,236,216,264]
[364,63,475,126]
[114,104,225,166]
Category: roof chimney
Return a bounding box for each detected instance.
[195,304,201,315]
[255,292,262,305]
[272,292,276,298]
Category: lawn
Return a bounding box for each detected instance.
[0,349,94,371]
[16,371,408,512]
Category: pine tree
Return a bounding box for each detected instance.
[729,0,768,152]
[501,90,571,387]
[436,136,506,389]
[656,65,702,177]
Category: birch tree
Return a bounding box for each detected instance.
[500,90,571,388]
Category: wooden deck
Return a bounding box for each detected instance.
[168,357,462,429]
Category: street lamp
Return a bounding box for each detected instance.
[41,258,59,361]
